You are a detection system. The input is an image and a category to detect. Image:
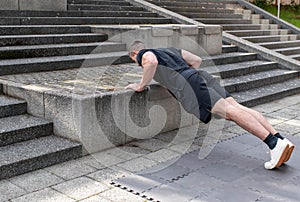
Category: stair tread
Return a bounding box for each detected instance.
[0,135,81,166]
[201,60,277,74]
[0,51,128,65]
[0,114,52,133]
[202,52,256,60]
[242,34,299,39]
[0,95,26,107]
[258,40,300,46]
[223,69,298,85]
[232,78,300,103]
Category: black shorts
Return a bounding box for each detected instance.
[177,70,231,124]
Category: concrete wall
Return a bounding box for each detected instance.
[0,0,67,11]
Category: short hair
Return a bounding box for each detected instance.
[128,40,145,56]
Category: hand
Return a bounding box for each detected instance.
[125,83,145,92]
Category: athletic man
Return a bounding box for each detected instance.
[125,41,294,170]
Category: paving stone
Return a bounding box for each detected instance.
[268,109,298,120]
[116,157,158,173]
[144,148,182,163]
[8,169,64,192]
[78,195,110,202]
[87,151,127,167]
[52,177,109,200]
[96,146,150,161]
[99,187,146,202]
[224,125,247,135]
[0,179,26,202]
[87,167,127,186]
[128,138,170,152]
[264,115,287,126]
[274,119,300,135]
[44,159,97,180]
[11,188,75,202]
[75,155,106,170]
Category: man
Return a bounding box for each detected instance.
[125,40,294,170]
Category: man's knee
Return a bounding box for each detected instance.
[212,98,237,120]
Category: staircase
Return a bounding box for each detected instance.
[146,0,300,106]
[147,0,300,61]
[0,93,82,179]
[0,0,177,179]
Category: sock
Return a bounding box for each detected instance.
[264,133,278,150]
[274,133,284,140]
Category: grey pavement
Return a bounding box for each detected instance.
[1,93,300,202]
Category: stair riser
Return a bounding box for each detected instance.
[225,72,298,93]
[68,5,144,11]
[228,30,290,37]
[0,146,82,180]
[0,55,131,76]
[0,123,53,147]
[0,103,27,118]
[182,13,243,19]
[0,44,126,59]
[222,46,238,53]
[260,42,300,49]
[0,26,91,35]
[151,2,240,9]
[245,36,297,43]
[68,0,131,6]
[0,35,107,46]
[197,19,252,24]
[0,11,158,18]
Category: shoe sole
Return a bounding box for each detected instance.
[284,145,295,162]
[275,145,289,168]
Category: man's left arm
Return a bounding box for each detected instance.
[125,51,158,92]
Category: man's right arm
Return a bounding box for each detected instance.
[181,49,202,69]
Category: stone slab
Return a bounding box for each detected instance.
[19,0,67,11]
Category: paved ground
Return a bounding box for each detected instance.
[1,93,300,202]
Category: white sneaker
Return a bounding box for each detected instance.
[264,138,289,170]
[283,138,295,163]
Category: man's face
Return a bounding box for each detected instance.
[129,50,138,63]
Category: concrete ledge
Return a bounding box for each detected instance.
[92,24,221,56]
[0,0,67,11]
[223,32,300,70]
[0,67,195,153]
[238,0,300,34]
[125,0,222,55]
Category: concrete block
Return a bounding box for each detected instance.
[204,25,222,35]
[179,26,199,36]
[151,27,174,37]
[19,0,67,11]
[0,0,18,10]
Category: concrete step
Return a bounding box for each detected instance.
[68,4,145,11]
[0,42,127,59]
[201,60,278,79]
[0,10,158,18]
[149,1,240,9]
[194,18,255,24]
[223,69,299,93]
[0,95,27,118]
[290,54,300,61]
[0,51,130,76]
[0,135,82,179]
[68,0,131,6]
[180,12,243,19]
[0,25,92,35]
[232,78,300,107]
[159,6,245,13]
[258,40,300,49]
[149,0,238,3]
[202,52,257,66]
[242,34,299,43]
[0,33,108,46]
[15,17,173,25]
[223,24,279,31]
[0,114,53,147]
[227,29,291,37]
[274,46,300,56]
[222,45,238,53]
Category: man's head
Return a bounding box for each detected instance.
[128,40,145,62]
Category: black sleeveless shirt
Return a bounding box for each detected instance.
[136,48,198,95]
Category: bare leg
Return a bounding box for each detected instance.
[225,97,278,135]
[211,98,269,140]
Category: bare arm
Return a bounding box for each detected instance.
[125,51,158,92]
[181,49,202,68]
